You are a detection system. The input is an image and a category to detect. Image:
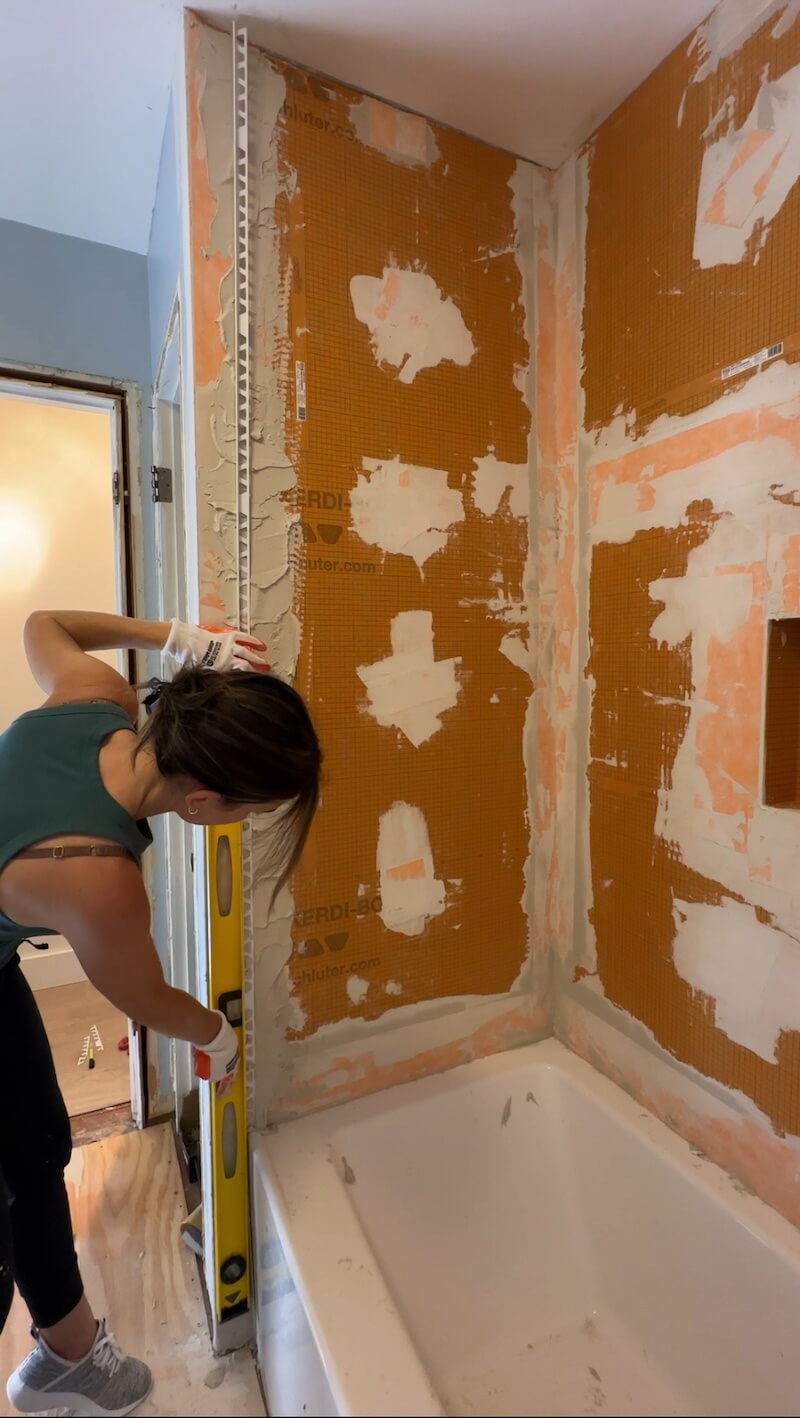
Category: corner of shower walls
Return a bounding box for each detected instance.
[534,155,584,983]
[187,3,800,1232]
[520,159,556,1037]
[557,992,800,1230]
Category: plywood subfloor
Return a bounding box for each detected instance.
[0,1125,264,1417]
[36,980,129,1117]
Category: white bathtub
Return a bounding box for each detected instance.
[251,1039,800,1417]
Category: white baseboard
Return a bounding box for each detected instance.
[19,937,87,991]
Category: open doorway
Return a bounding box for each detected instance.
[0,378,133,1127]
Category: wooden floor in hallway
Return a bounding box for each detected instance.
[0,1124,265,1417]
[36,979,130,1118]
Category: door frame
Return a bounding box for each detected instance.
[0,362,147,1125]
[152,293,198,1130]
[0,365,139,685]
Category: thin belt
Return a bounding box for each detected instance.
[15,845,133,861]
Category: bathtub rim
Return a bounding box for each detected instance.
[251,1130,446,1417]
[252,1036,800,1415]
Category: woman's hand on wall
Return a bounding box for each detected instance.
[161,620,270,677]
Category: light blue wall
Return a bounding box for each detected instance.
[147,93,182,381]
[0,218,150,394]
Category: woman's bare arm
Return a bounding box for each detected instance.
[24,611,171,714]
[55,860,219,1046]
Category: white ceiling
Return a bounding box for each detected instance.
[0,0,714,255]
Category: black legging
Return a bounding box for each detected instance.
[0,958,83,1333]
[0,1162,12,1335]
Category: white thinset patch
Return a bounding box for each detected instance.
[649,513,761,648]
[357,610,461,746]
[672,898,800,1062]
[647,507,767,863]
[350,265,475,383]
[350,456,464,570]
[587,361,800,980]
[693,63,800,269]
[688,0,800,85]
[377,802,445,937]
[590,358,800,465]
[593,432,800,544]
[346,975,369,1005]
[471,454,529,519]
[349,97,439,167]
[499,630,534,677]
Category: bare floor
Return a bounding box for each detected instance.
[0,1125,264,1417]
[37,981,130,1118]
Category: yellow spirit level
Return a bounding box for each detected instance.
[201,20,255,1345]
[206,823,250,1321]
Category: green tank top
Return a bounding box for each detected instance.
[0,702,153,970]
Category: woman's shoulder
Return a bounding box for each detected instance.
[42,684,139,721]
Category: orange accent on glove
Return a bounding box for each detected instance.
[199,624,271,672]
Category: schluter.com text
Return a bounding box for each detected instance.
[306,556,377,575]
[299,958,381,986]
[283,101,355,143]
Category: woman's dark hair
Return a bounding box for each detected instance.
[138,667,321,897]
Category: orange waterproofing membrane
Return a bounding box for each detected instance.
[186,13,542,1092]
[583,6,800,436]
[276,67,532,1035]
[577,4,800,1138]
[187,5,800,1174]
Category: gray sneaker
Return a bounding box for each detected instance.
[6,1319,152,1416]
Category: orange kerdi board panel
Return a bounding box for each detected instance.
[271,67,532,1037]
[581,8,800,1136]
[583,10,800,436]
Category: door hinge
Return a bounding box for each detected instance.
[112,469,122,505]
[151,465,173,503]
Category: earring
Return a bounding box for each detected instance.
[189,805,198,817]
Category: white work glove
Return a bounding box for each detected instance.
[193,1010,240,1098]
[162,619,269,677]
